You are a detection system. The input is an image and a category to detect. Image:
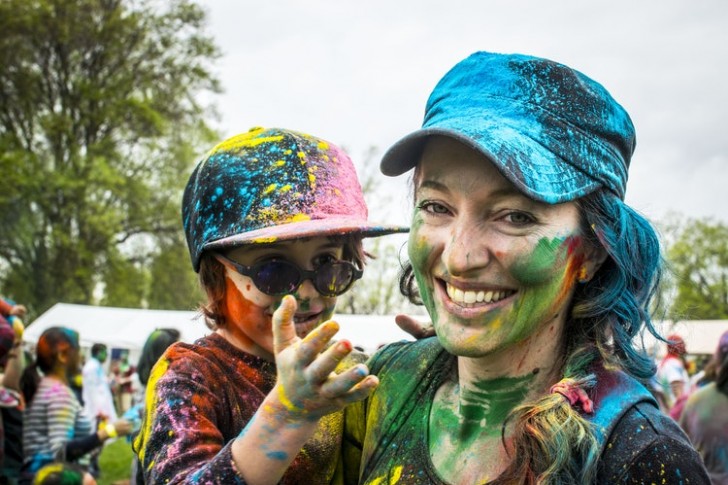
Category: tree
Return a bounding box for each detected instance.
[0,0,219,315]
[663,216,728,320]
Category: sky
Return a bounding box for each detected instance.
[199,0,728,227]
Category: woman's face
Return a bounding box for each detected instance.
[409,137,598,358]
[218,238,343,359]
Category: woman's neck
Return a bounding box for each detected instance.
[452,317,567,434]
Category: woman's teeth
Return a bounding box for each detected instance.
[446,283,514,305]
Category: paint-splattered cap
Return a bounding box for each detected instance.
[183,127,408,271]
[380,51,635,204]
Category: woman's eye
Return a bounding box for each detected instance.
[418,201,449,215]
[503,211,534,225]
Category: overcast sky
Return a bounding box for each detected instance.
[200,0,727,227]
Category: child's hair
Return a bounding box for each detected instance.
[20,327,80,404]
[136,328,181,386]
[197,234,366,329]
[399,189,663,484]
[32,462,89,485]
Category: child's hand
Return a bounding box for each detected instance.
[271,295,378,421]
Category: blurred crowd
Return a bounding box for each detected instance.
[0,295,179,485]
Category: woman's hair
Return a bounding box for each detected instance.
[399,187,663,484]
[20,327,80,404]
[197,234,367,329]
[32,461,88,485]
[137,328,181,387]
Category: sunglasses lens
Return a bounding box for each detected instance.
[315,262,357,296]
[253,261,301,295]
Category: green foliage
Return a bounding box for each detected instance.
[0,0,220,314]
[663,216,728,320]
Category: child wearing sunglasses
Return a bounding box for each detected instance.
[132,127,406,484]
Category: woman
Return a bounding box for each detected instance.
[240,52,710,484]
[679,330,728,484]
[132,127,406,483]
[20,328,131,483]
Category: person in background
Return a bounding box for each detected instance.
[0,300,26,485]
[239,51,710,484]
[133,127,406,483]
[116,351,135,413]
[0,299,25,408]
[679,330,728,484]
[657,333,691,413]
[81,344,116,426]
[20,328,132,484]
[31,462,96,485]
[81,344,116,478]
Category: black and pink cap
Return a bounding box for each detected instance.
[182,127,408,271]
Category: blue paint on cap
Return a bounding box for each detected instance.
[381,51,635,203]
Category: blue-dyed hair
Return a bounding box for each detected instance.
[569,189,663,378]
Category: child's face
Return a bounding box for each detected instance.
[218,237,344,360]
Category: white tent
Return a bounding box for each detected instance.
[22,303,415,361]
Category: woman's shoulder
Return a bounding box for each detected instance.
[598,401,709,483]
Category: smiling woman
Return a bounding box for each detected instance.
[255,52,711,485]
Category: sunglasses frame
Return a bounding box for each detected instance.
[214,253,363,297]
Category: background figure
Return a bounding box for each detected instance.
[31,462,96,485]
[657,334,690,414]
[116,351,135,414]
[81,344,117,479]
[81,344,117,424]
[0,299,27,485]
[126,328,180,484]
[680,330,728,484]
[20,328,131,485]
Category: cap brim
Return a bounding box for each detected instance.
[203,217,408,253]
[380,124,602,204]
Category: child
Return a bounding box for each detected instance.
[133,127,406,483]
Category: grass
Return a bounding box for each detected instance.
[97,438,134,485]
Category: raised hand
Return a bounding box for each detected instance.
[271,295,378,421]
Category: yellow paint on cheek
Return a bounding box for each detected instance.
[263,183,277,195]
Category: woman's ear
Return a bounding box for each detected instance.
[578,244,608,283]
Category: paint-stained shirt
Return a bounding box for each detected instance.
[342,338,709,484]
[679,383,728,484]
[134,332,355,485]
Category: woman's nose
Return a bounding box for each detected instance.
[442,222,491,275]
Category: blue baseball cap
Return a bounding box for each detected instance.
[380,51,635,204]
[183,127,408,272]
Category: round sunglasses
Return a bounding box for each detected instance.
[215,253,363,297]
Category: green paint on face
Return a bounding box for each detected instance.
[504,236,574,343]
[408,212,439,325]
[510,237,565,285]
